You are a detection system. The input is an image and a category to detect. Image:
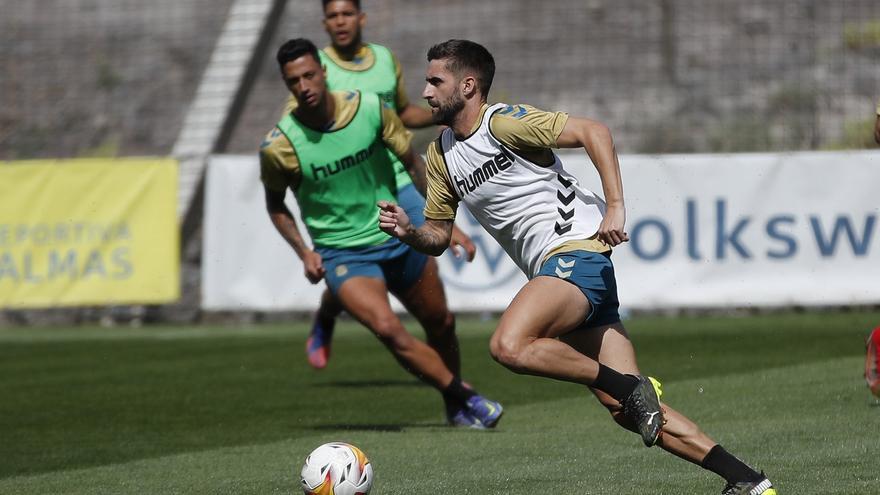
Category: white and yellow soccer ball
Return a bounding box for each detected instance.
[300,442,373,495]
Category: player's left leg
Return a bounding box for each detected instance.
[561,324,776,494]
[393,256,460,376]
[387,248,501,428]
[391,185,461,367]
[305,184,424,370]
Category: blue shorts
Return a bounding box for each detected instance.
[317,237,429,296]
[396,183,426,228]
[536,250,621,327]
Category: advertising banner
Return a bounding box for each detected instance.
[202,151,880,311]
[0,159,180,308]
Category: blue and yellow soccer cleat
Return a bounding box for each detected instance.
[622,375,664,447]
[447,408,485,429]
[305,316,334,370]
[465,395,504,428]
[721,475,777,495]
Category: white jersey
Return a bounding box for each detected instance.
[437,103,607,278]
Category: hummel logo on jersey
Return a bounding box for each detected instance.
[311,142,376,181]
[497,105,528,118]
[557,207,574,221]
[453,148,514,198]
[555,173,575,236]
[557,174,572,188]
[557,190,575,205]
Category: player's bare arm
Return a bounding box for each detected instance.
[378,203,452,257]
[407,218,454,256]
[397,144,475,260]
[264,186,325,283]
[449,225,476,261]
[397,147,429,196]
[556,116,628,247]
[379,104,430,194]
[398,103,435,129]
[394,142,474,260]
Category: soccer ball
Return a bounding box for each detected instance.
[300,442,373,495]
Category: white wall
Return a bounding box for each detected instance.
[202,151,880,311]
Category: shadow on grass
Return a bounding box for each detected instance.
[310,422,447,432]
[319,379,425,388]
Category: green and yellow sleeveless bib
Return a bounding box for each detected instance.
[276,92,396,249]
[320,44,412,190]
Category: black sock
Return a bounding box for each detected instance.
[443,376,477,406]
[592,364,638,402]
[701,445,763,484]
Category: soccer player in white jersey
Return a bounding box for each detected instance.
[378,39,777,495]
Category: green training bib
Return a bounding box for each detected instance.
[320,44,412,190]
[277,92,396,248]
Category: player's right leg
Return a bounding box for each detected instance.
[334,275,485,430]
[489,250,663,445]
[305,288,343,369]
[335,274,455,389]
[319,243,491,426]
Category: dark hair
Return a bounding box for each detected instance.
[427,39,495,97]
[321,0,360,10]
[276,38,320,70]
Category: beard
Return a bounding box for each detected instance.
[432,92,466,126]
[334,31,361,52]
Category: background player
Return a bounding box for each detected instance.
[296,0,476,369]
[874,98,880,145]
[379,39,776,494]
[866,326,880,397]
[261,38,501,428]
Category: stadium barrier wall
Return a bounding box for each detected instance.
[202,151,880,311]
[0,159,180,308]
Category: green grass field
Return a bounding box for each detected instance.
[1,310,879,494]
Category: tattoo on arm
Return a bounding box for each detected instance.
[404,219,452,257]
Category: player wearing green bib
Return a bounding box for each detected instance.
[292,0,476,370]
[260,38,502,428]
[274,93,396,249]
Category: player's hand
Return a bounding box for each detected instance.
[301,250,325,284]
[597,204,629,247]
[449,225,477,261]
[377,201,411,238]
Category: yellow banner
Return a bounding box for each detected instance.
[0,158,180,308]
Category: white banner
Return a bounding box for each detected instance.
[202,151,880,311]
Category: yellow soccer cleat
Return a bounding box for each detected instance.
[622,375,664,447]
[649,376,663,400]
